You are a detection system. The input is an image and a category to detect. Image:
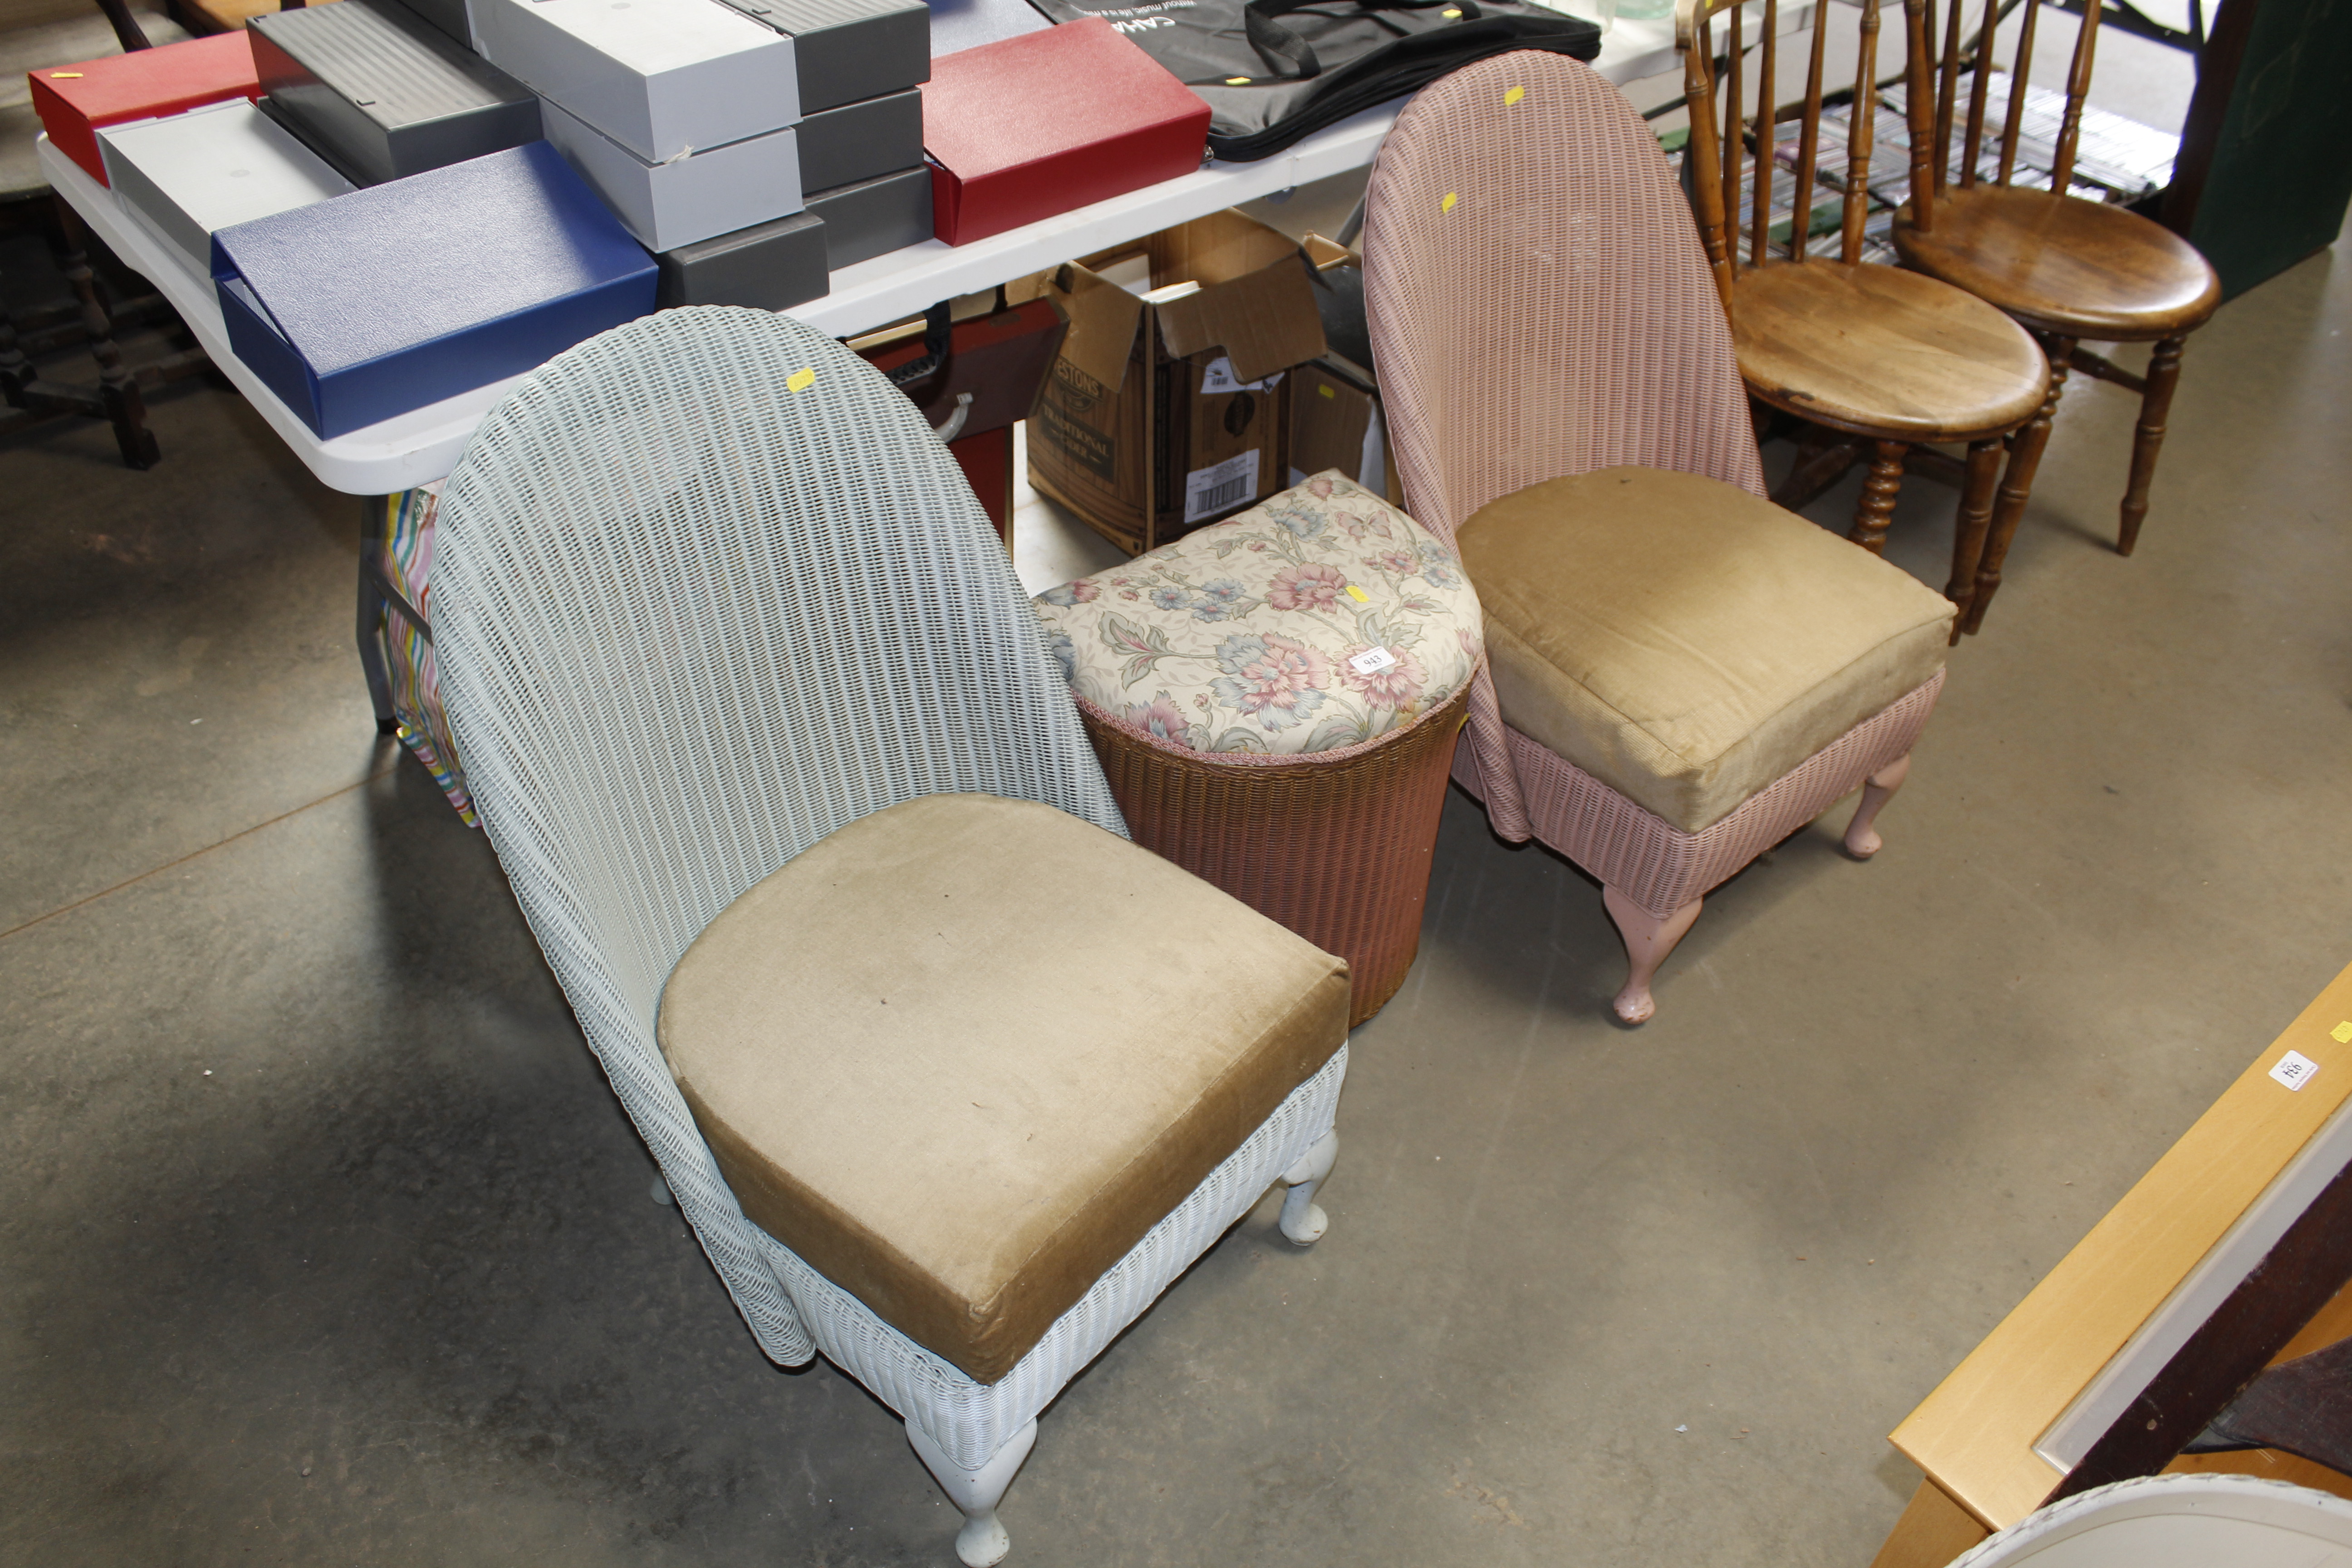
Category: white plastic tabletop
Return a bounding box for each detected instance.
[42,12,1690,495]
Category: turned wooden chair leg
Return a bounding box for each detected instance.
[1965,335,2072,636]
[1601,885,1703,1026]
[1843,754,1911,859]
[1943,436,2004,640]
[2118,335,2185,557]
[1846,439,1907,554]
[1278,1128,1338,1245]
[52,195,160,470]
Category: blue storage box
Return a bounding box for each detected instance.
[211,141,656,439]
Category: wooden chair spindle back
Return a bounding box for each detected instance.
[1924,0,2103,196]
[1679,0,1940,281]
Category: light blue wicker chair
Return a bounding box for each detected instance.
[426,306,1350,1566]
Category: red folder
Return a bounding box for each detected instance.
[924,17,1211,246]
[30,31,262,188]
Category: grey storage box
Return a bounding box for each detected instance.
[471,0,797,166]
[710,0,927,115]
[98,100,354,277]
[539,96,801,253]
[385,0,475,48]
[804,162,929,268]
[657,209,827,309]
[796,85,919,195]
[251,0,539,187]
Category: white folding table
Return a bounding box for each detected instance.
[38,10,1695,495]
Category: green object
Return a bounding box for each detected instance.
[2165,0,2352,299]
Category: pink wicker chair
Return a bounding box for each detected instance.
[1363,52,1958,1023]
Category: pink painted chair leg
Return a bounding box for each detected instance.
[1842,754,1912,860]
[1602,885,1704,1025]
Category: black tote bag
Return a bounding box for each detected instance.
[1024,0,1602,160]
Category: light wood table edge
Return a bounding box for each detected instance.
[1886,958,2352,1532]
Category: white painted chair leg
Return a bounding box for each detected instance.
[908,1417,1038,1568]
[1277,1129,1338,1245]
[1601,886,1704,1026]
[1843,753,1912,860]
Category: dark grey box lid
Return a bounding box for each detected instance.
[804,162,930,270]
[380,0,473,49]
[253,0,539,186]
[658,209,828,310]
[711,0,929,113]
[796,87,920,196]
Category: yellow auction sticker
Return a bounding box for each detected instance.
[1441,192,1458,213]
[785,367,815,392]
[1504,85,1525,106]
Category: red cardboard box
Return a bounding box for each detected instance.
[30,31,262,188]
[924,17,1210,246]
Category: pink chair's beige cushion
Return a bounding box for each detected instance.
[657,792,1350,1384]
[1460,467,1953,833]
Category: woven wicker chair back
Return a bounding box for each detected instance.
[1363,49,1765,550]
[426,305,1126,1366]
[1363,51,1769,841]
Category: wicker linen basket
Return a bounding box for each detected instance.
[1035,472,1483,1025]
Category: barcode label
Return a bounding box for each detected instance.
[1349,646,1398,675]
[1200,356,1284,396]
[1184,450,1261,523]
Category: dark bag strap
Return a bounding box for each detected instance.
[1237,0,1483,81]
[882,299,956,390]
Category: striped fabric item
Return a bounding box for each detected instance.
[371,482,477,824]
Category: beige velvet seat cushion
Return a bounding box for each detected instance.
[1459,467,1954,833]
[657,792,1351,1384]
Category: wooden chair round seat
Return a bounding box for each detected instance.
[1733,260,2050,441]
[1893,186,2222,340]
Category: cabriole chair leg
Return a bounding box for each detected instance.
[1278,1129,1339,1245]
[909,1417,1039,1568]
[1843,753,1912,859]
[1602,886,1705,1026]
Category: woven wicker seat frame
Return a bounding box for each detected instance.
[1364,53,1944,1022]
[426,307,1346,1566]
[1078,682,1470,1027]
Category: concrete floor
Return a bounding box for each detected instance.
[6,196,2351,1568]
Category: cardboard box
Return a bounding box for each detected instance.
[657,209,828,309]
[98,100,354,278]
[804,164,931,267]
[250,0,540,187]
[211,141,656,439]
[29,30,261,187]
[1288,234,1398,502]
[539,97,801,253]
[708,0,929,116]
[796,86,921,196]
[470,0,797,165]
[1025,208,1328,555]
[923,18,1209,247]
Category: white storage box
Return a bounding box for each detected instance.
[471,0,797,164]
[98,99,354,277]
[539,95,801,253]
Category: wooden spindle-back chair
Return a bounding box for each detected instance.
[1896,0,2220,617]
[1677,0,2049,632]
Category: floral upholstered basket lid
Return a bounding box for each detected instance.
[1033,472,1485,757]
